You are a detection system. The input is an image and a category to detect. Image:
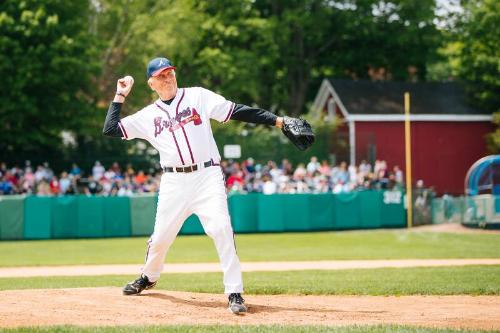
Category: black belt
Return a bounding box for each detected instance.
[162,160,218,173]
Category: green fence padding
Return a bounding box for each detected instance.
[380,191,405,227]
[180,214,204,235]
[130,195,157,236]
[309,194,336,230]
[51,196,78,238]
[77,196,104,238]
[228,194,258,233]
[24,196,52,239]
[358,191,382,228]
[0,196,25,240]
[283,194,311,231]
[103,197,131,237]
[4,191,407,240]
[334,192,361,229]
[257,195,285,232]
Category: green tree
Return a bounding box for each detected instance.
[252,0,442,116]
[429,0,499,112]
[428,1,500,152]
[91,0,443,117]
[487,112,500,153]
[256,0,342,116]
[458,0,499,112]
[54,0,208,169]
[462,0,500,154]
[0,0,100,161]
[89,0,206,111]
[340,0,440,81]
[0,0,449,168]
[84,0,445,167]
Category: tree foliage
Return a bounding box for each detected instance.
[92,0,442,116]
[457,0,499,112]
[443,0,500,153]
[427,0,499,112]
[0,0,100,160]
[487,112,500,154]
[3,0,494,165]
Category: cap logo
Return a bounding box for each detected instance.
[158,59,165,66]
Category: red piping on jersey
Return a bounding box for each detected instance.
[155,101,185,165]
[223,102,235,123]
[118,120,128,139]
[176,89,195,164]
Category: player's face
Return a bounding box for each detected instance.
[150,69,177,98]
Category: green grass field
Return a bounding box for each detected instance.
[1,230,499,267]
[2,229,499,332]
[1,266,499,295]
[0,324,495,333]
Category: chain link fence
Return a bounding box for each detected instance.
[431,194,500,228]
[431,195,466,224]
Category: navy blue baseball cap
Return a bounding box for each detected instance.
[146,57,176,79]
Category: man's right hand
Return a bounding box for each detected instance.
[114,76,134,102]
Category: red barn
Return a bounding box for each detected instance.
[312,79,494,194]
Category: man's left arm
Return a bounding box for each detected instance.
[200,88,312,150]
[229,104,283,128]
[230,104,314,151]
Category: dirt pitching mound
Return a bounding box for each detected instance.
[1,288,499,330]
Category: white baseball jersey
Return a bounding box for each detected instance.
[118,87,235,167]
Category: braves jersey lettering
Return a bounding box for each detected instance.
[120,87,235,166]
[154,107,202,137]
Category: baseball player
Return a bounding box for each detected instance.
[103,57,314,314]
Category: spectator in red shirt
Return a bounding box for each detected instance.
[135,170,147,185]
[49,176,60,195]
[5,171,18,188]
[227,170,244,192]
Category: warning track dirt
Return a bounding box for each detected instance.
[1,259,500,278]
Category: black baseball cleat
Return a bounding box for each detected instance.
[228,293,247,314]
[123,275,157,295]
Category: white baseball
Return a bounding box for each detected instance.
[124,75,134,84]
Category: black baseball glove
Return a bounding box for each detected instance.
[281,116,315,151]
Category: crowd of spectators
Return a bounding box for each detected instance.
[0,157,404,197]
[0,161,161,196]
[223,157,404,194]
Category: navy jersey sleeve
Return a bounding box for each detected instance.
[230,104,277,126]
[102,102,124,138]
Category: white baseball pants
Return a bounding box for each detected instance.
[141,166,243,294]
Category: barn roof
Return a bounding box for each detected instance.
[314,79,491,116]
